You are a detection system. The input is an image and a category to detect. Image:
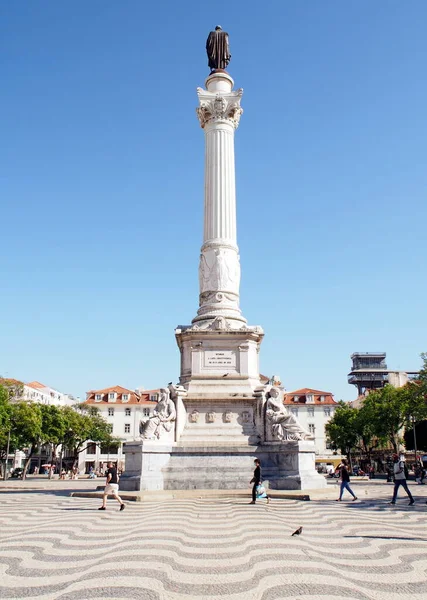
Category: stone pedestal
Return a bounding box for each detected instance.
[120,440,326,491]
[175,322,263,396]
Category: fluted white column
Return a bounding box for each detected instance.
[204,123,236,243]
[193,72,246,328]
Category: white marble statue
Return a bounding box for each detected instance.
[139,388,176,440]
[266,387,313,442]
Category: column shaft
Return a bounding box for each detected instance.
[204,125,237,244]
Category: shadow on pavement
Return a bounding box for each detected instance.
[60,508,99,511]
[0,489,96,497]
[344,535,427,541]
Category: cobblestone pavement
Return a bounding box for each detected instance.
[1,479,427,600]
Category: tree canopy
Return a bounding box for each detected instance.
[325,401,359,462]
[326,352,427,459]
[0,386,117,478]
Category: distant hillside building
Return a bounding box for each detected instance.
[348,352,419,401]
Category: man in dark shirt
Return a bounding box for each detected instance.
[336,459,357,502]
[99,461,125,511]
[249,458,270,504]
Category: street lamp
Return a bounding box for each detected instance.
[411,415,418,465]
[3,429,11,481]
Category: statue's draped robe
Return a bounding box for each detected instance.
[206,30,231,70]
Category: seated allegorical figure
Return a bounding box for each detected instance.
[139,388,176,440]
[265,387,313,442]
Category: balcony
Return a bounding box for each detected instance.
[348,374,388,385]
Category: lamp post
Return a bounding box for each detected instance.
[412,415,418,464]
[3,429,11,481]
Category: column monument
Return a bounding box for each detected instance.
[120,27,326,491]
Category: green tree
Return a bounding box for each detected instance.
[0,385,13,477]
[39,405,66,479]
[0,378,24,401]
[10,401,43,479]
[363,383,427,453]
[325,401,359,465]
[417,353,427,400]
[61,405,117,467]
[354,402,379,462]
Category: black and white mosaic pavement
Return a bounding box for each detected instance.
[1,481,427,599]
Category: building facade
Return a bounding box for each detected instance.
[79,386,159,474]
[283,388,339,462]
[22,381,78,407]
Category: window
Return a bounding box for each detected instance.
[143,408,150,417]
[100,442,118,454]
[307,407,314,417]
[320,395,325,402]
[95,394,102,401]
[125,408,131,416]
[107,425,113,434]
[309,424,315,435]
[150,394,158,402]
[108,392,116,401]
[306,394,314,403]
[293,395,299,402]
[326,440,332,450]
[324,408,331,417]
[108,408,114,416]
[86,443,96,455]
[291,408,298,416]
[124,424,131,434]
[123,394,129,402]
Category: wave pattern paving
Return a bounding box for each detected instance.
[0,490,427,599]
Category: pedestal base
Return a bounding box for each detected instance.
[120,440,327,492]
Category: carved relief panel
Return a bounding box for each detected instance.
[206,411,216,423]
[189,410,200,423]
[198,247,241,295]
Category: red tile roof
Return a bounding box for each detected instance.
[283,388,337,406]
[84,386,160,405]
[26,381,48,390]
[0,377,24,386]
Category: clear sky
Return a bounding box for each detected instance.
[1,1,426,402]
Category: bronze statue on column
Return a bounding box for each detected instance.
[206,25,231,72]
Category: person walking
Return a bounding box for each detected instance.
[336,459,357,501]
[99,461,125,511]
[249,458,270,504]
[389,454,415,506]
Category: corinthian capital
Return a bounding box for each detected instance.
[196,88,243,129]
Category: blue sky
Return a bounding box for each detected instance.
[1,1,426,401]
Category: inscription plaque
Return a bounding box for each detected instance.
[204,350,236,368]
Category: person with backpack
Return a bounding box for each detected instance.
[389,454,414,506]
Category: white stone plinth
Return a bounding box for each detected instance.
[120,440,327,492]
